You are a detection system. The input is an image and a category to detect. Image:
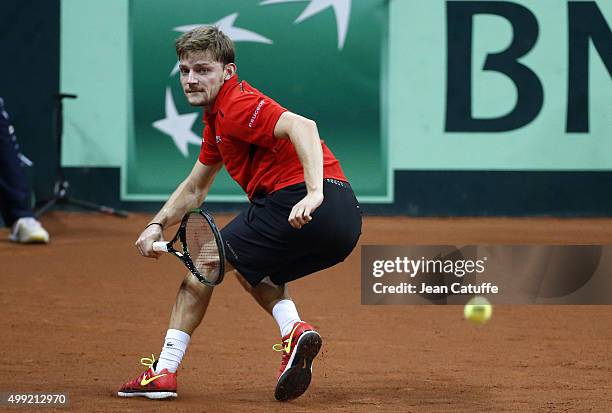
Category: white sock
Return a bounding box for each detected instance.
[155,329,190,373]
[272,299,302,337]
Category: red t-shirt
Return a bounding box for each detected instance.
[198,75,347,199]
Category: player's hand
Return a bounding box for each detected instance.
[135,224,164,259]
[289,191,323,229]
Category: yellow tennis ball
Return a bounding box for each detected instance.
[464,296,492,325]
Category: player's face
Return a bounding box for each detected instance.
[178,51,232,109]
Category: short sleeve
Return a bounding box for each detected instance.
[198,124,222,165]
[221,93,287,148]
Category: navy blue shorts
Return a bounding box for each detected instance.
[220,179,362,286]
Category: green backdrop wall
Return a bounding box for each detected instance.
[2,0,611,218]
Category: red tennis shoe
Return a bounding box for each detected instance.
[273,321,322,401]
[117,355,177,399]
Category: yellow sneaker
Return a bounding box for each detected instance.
[9,217,49,243]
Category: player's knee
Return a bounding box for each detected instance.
[181,272,212,296]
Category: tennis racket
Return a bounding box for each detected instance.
[152,209,225,286]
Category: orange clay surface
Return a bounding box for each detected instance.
[1,212,611,412]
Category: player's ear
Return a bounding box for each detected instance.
[224,63,237,80]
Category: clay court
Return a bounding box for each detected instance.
[2,213,611,412]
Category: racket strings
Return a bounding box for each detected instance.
[185,214,222,282]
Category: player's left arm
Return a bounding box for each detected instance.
[274,111,324,229]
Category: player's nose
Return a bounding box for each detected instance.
[187,71,198,84]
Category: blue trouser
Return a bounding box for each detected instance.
[0,97,34,227]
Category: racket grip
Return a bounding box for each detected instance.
[152,241,169,252]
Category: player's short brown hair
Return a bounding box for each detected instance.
[175,25,235,65]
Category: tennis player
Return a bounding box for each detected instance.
[118,26,361,402]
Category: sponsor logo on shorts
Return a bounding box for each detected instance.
[248,99,266,128]
[215,135,222,144]
[325,178,347,188]
[225,240,239,260]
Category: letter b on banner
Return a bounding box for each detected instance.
[445,1,612,134]
[445,1,543,132]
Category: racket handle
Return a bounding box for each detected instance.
[152,241,169,252]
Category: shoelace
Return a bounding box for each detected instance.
[272,339,291,354]
[140,354,156,369]
[272,323,302,354]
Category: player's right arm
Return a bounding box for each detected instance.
[135,161,223,258]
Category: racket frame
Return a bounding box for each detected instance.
[158,209,225,286]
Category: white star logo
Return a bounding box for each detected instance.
[170,13,273,76]
[260,0,351,49]
[152,88,202,157]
